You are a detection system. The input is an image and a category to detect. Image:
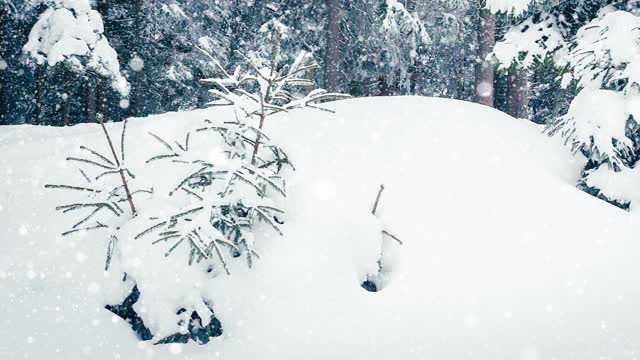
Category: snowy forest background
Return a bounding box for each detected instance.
[1,0,640,211]
[1,0,608,128]
[3,0,640,355]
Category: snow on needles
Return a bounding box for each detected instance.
[560,9,640,91]
[551,10,640,170]
[555,89,633,169]
[485,0,538,15]
[23,0,129,96]
[491,13,567,69]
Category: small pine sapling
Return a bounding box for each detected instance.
[199,19,349,166]
[136,20,348,274]
[135,115,289,273]
[46,117,148,270]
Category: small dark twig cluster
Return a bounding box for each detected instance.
[372,184,402,245]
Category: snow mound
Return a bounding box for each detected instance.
[2,96,640,360]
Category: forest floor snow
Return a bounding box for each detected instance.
[1,96,639,360]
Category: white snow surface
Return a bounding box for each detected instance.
[2,97,640,359]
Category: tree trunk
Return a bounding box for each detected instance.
[475,3,495,107]
[96,0,114,121]
[131,70,141,117]
[0,63,5,125]
[62,91,70,127]
[86,75,97,123]
[506,69,529,119]
[34,67,44,125]
[324,0,341,92]
[409,63,419,95]
[299,53,317,94]
[0,7,7,126]
[99,80,110,122]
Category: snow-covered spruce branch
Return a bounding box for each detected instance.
[136,127,286,272]
[199,20,349,166]
[45,119,147,270]
[133,23,349,273]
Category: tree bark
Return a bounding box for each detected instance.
[62,94,70,126]
[0,6,7,125]
[475,3,495,107]
[506,69,529,119]
[324,0,341,92]
[86,75,97,123]
[34,67,44,125]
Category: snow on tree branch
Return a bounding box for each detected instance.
[485,0,539,15]
[491,13,567,69]
[547,9,640,170]
[559,9,640,92]
[45,120,146,270]
[23,0,129,96]
[547,88,635,169]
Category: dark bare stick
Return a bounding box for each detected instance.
[97,115,137,217]
[382,230,403,245]
[371,184,402,245]
[372,184,385,215]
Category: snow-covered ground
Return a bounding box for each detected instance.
[2,96,639,359]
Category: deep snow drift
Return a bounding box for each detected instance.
[2,96,640,360]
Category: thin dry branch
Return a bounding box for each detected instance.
[372,184,385,215]
[97,116,137,217]
[371,184,402,246]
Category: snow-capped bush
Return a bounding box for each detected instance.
[550,9,640,204]
[134,122,289,274]
[486,0,540,15]
[199,19,349,128]
[491,13,567,69]
[23,0,129,96]
[137,19,350,272]
[559,8,640,92]
[44,27,349,344]
[379,0,430,92]
[547,88,635,170]
[584,163,640,210]
[492,3,640,208]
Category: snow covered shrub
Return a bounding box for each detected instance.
[24,0,129,96]
[135,20,347,273]
[491,2,640,209]
[548,8,640,208]
[547,9,640,169]
[44,114,232,344]
[378,0,430,94]
[134,123,288,274]
[45,20,349,345]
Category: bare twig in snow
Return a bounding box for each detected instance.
[97,115,137,217]
[372,184,385,215]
